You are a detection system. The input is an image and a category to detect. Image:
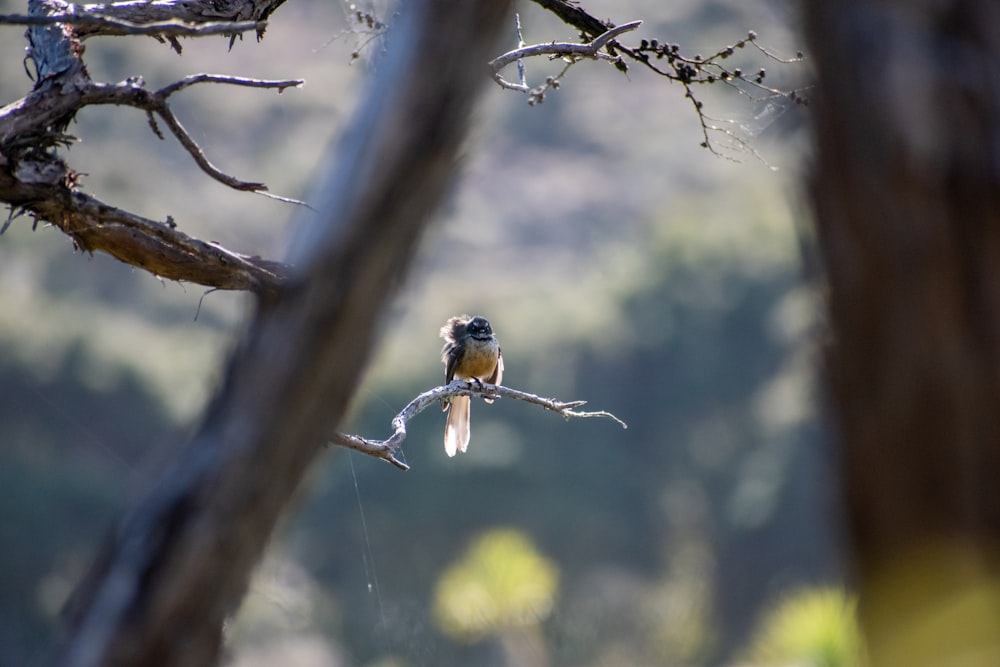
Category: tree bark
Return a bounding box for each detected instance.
[51,1,512,666]
[805,0,1000,663]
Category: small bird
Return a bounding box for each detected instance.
[440,315,504,456]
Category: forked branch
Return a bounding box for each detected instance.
[137,74,304,192]
[524,0,808,159]
[488,20,642,92]
[331,381,628,470]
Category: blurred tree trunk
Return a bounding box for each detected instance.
[805,1,1000,664]
[50,2,512,666]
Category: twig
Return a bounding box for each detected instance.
[514,13,527,89]
[330,381,627,470]
[489,20,641,92]
[525,0,807,158]
[156,73,303,97]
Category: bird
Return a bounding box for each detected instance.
[439,314,504,456]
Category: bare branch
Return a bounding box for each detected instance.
[157,96,271,191]
[332,381,628,469]
[528,0,611,39]
[0,0,307,293]
[489,20,640,71]
[514,13,527,89]
[112,75,304,192]
[525,0,808,158]
[26,0,289,40]
[0,156,289,295]
[489,20,641,92]
[156,72,303,96]
[1,69,303,289]
[139,75,308,193]
[0,13,263,38]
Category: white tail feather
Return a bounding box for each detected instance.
[444,396,471,456]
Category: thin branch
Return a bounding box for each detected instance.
[143,75,304,192]
[489,20,641,92]
[157,104,266,191]
[156,72,303,96]
[489,20,641,70]
[331,380,628,470]
[0,13,263,38]
[514,13,526,89]
[525,0,808,159]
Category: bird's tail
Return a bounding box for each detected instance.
[444,395,471,456]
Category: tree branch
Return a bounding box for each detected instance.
[8,0,289,40]
[136,75,304,192]
[0,71,303,294]
[525,0,808,159]
[0,0,304,293]
[0,13,263,38]
[489,20,640,93]
[331,381,628,470]
[0,163,290,294]
[527,0,612,39]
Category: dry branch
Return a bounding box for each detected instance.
[0,71,302,294]
[0,174,290,293]
[525,0,807,159]
[0,13,263,38]
[332,381,628,470]
[0,0,302,294]
[3,0,288,40]
[489,20,641,92]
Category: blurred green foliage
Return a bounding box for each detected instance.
[0,347,179,663]
[742,587,863,667]
[433,528,558,642]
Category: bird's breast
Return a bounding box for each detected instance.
[456,338,500,379]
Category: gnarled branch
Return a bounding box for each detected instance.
[0,0,302,294]
[0,13,263,39]
[0,166,290,294]
[5,0,288,40]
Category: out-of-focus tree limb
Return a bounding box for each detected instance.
[50,1,513,666]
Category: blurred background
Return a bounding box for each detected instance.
[0,0,853,665]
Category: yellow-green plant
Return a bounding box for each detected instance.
[433,528,559,643]
[744,586,863,667]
